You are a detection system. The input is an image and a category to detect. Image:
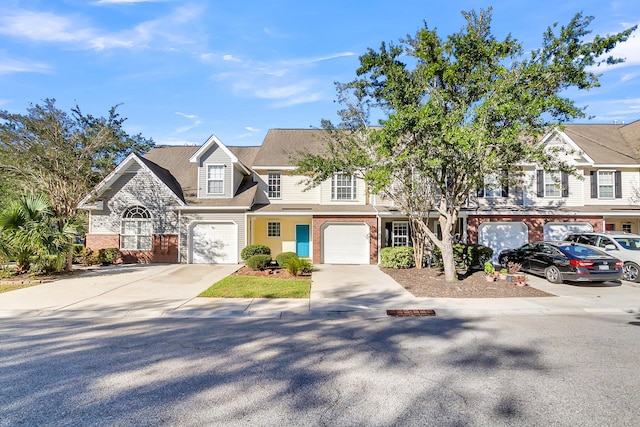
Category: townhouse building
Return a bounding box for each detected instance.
[79,121,640,264]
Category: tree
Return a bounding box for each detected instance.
[0,99,154,270]
[294,9,636,282]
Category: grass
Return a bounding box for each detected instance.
[199,275,311,298]
[0,282,42,294]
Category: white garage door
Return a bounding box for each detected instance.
[323,223,370,264]
[478,222,529,263]
[190,222,238,264]
[544,222,593,241]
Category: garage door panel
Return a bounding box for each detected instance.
[191,223,237,264]
[478,222,528,263]
[543,222,593,241]
[323,223,370,264]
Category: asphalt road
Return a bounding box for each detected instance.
[2,314,639,426]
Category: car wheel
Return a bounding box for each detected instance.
[623,262,640,283]
[544,266,563,284]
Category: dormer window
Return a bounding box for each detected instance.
[207,165,224,194]
[331,173,357,200]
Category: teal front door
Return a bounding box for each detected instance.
[295,224,310,257]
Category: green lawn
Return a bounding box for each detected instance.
[199,275,311,298]
[0,282,42,294]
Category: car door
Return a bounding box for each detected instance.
[527,243,555,274]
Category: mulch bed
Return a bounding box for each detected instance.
[232,265,311,280]
[382,267,554,298]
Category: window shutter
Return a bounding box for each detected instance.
[536,170,544,197]
[502,170,509,197]
[561,172,569,198]
[590,171,598,198]
[615,171,622,198]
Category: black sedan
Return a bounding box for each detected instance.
[498,241,623,284]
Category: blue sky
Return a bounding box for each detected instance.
[1,0,639,147]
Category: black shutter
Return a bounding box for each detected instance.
[536,170,544,197]
[502,170,509,197]
[615,171,622,198]
[590,171,598,198]
[561,172,569,197]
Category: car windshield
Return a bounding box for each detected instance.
[615,237,640,250]
[561,244,606,257]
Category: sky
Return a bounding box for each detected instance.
[1,0,640,147]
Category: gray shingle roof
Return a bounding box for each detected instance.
[252,129,329,167]
[562,123,638,164]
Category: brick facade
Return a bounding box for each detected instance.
[312,216,378,264]
[466,215,603,244]
[85,233,178,263]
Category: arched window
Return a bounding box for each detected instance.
[121,206,152,250]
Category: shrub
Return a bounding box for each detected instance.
[79,248,100,266]
[98,248,121,265]
[241,245,271,261]
[276,251,299,267]
[246,254,272,270]
[284,257,312,276]
[72,244,85,264]
[380,246,415,269]
[433,243,493,271]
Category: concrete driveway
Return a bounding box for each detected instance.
[0,264,239,317]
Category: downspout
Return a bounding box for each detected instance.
[373,205,381,264]
[177,209,182,263]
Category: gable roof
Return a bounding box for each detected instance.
[189,134,252,174]
[78,153,186,209]
[143,145,261,205]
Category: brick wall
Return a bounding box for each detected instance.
[312,216,378,264]
[86,233,178,263]
[467,215,603,243]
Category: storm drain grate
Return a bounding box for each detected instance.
[387,309,436,317]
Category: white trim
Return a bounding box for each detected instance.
[189,134,251,174]
[78,153,186,208]
[187,220,238,264]
[205,164,225,195]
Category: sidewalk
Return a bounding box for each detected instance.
[1,264,639,319]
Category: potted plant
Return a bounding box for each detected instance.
[506,261,522,283]
[499,268,508,280]
[484,261,496,282]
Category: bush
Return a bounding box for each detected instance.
[246,254,272,270]
[284,257,312,276]
[98,248,120,265]
[433,243,493,271]
[79,248,100,266]
[72,244,85,264]
[380,246,415,269]
[276,251,299,267]
[241,245,271,261]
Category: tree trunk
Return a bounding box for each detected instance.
[409,217,428,269]
[437,212,458,282]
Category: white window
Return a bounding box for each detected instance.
[332,173,357,200]
[207,165,224,194]
[121,206,152,250]
[544,171,561,198]
[598,170,615,198]
[392,222,410,246]
[483,173,503,198]
[267,221,281,237]
[268,172,281,198]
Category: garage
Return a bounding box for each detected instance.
[543,222,593,241]
[189,222,238,264]
[478,221,529,263]
[322,223,370,264]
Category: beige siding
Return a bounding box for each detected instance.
[319,176,367,205]
[582,168,640,206]
[89,169,179,234]
[254,171,321,204]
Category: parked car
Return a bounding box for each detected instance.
[563,232,640,283]
[498,241,623,284]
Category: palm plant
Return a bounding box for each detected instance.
[0,194,78,274]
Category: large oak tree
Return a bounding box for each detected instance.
[294,9,636,281]
[0,98,154,270]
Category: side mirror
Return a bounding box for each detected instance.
[605,244,617,251]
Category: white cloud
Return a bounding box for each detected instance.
[0,54,50,75]
[245,126,260,132]
[0,5,204,51]
[175,112,197,119]
[174,111,202,134]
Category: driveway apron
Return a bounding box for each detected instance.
[0,264,239,317]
